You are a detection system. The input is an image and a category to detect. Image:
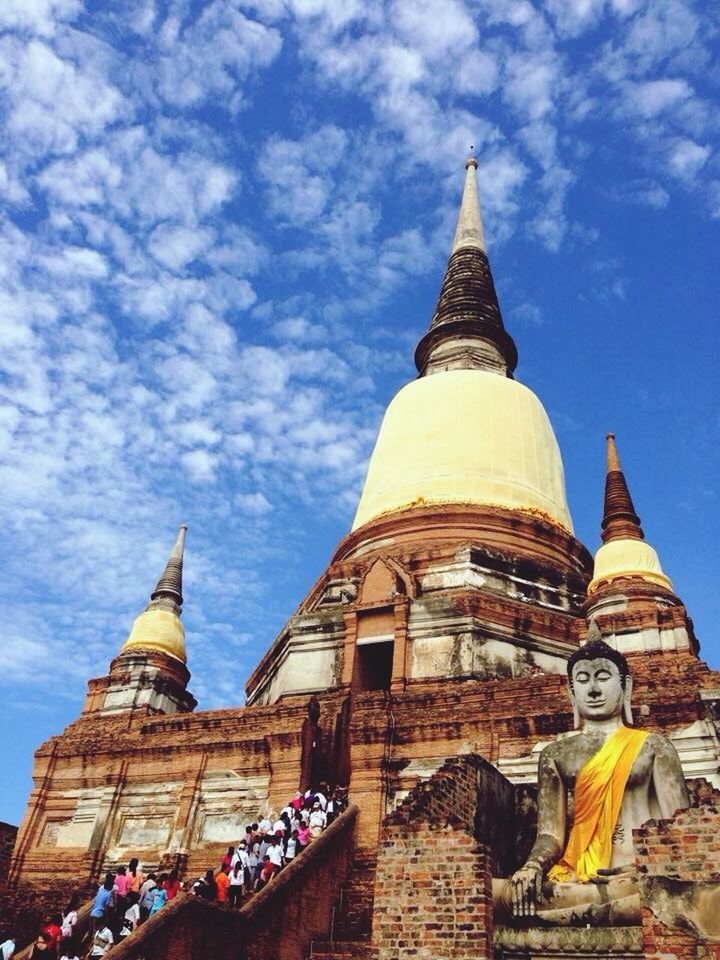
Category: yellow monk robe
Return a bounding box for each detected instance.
[547,726,648,883]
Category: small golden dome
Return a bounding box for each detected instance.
[589,538,672,593]
[120,608,187,663]
[352,369,573,532]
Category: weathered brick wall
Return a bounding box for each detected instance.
[373,822,492,960]
[0,821,18,891]
[636,779,720,960]
[107,804,358,960]
[386,754,516,875]
[110,895,240,960]
[371,755,504,960]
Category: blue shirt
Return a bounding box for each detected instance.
[148,889,167,916]
[90,886,113,918]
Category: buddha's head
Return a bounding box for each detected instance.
[566,637,632,728]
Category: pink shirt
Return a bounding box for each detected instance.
[114,874,130,896]
[297,825,310,846]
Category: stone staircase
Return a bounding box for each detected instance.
[309,753,517,960]
[310,852,378,960]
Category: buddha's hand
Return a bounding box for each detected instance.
[510,861,543,916]
[594,865,637,881]
[593,864,638,895]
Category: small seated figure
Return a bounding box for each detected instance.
[494,631,689,926]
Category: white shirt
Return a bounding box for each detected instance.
[285,836,297,858]
[229,868,244,886]
[231,848,249,869]
[139,878,156,898]
[124,903,141,924]
[140,881,157,909]
[309,809,326,828]
[0,939,15,960]
[118,902,140,940]
[258,817,272,834]
[272,819,286,835]
[89,927,113,957]
[267,843,283,866]
[61,910,78,939]
[314,791,327,810]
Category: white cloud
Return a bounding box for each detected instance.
[38,135,237,228]
[668,138,710,180]
[272,316,328,342]
[258,125,349,223]
[285,0,370,31]
[148,224,216,272]
[235,491,273,514]
[454,48,499,96]
[44,245,109,279]
[476,149,528,232]
[544,0,605,37]
[609,179,670,209]
[630,78,693,117]
[504,53,558,120]
[0,0,81,37]
[176,419,222,448]
[2,38,124,158]
[390,0,477,61]
[623,0,700,68]
[148,2,283,109]
[181,448,218,482]
[513,302,543,326]
[519,120,557,170]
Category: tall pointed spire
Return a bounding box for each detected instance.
[150,524,187,609]
[588,434,676,635]
[451,156,486,254]
[119,525,189,664]
[601,435,644,543]
[414,155,518,378]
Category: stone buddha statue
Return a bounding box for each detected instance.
[494,633,689,926]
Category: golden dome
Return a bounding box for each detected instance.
[120,608,187,663]
[589,538,672,593]
[352,369,573,532]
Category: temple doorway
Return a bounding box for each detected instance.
[354,639,394,692]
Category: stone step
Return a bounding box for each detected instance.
[311,940,375,960]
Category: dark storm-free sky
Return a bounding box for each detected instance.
[0,0,718,825]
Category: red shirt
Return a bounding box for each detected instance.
[42,924,62,948]
[163,878,181,901]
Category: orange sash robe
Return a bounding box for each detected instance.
[547,726,648,883]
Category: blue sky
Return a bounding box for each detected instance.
[0,0,718,826]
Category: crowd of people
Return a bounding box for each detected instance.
[190,784,348,907]
[0,783,347,959]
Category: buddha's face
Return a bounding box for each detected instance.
[570,657,625,721]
